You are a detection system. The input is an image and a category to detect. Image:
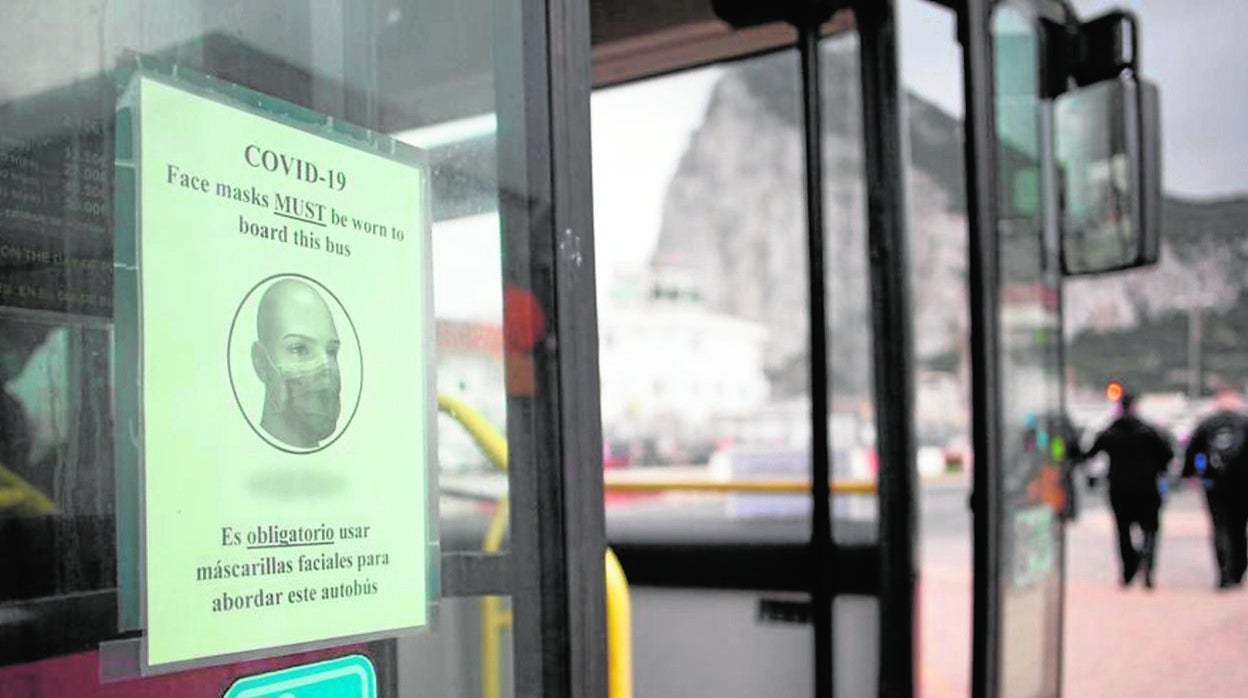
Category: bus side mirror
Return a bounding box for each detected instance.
[1056,75,1161,275]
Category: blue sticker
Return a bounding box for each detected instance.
[223,655,376,698]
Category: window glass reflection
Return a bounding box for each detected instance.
[593,34,877,538]
[1,0,525,693]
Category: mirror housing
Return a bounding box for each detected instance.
[1056,74,1161,275]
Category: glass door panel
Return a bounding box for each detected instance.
[0,1,564,695]
[990,3,1065,696]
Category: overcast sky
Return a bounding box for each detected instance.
[591,69,722,280]
[899,0,1248,199]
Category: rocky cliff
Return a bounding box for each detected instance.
[650,36,1248,397]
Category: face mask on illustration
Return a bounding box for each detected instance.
[265,348,342,441]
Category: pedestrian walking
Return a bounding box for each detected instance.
[1182,388,1248,589]
[1085,391,1174,589]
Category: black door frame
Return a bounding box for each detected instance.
[853,2,919,695]
[959,0,1008,694]
[496,0,608,696]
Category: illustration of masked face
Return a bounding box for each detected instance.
[261,345,341,443]
[253,278,344,449]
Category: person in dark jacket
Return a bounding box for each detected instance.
[1086,392,1174,589]
[1182,388,1248,589]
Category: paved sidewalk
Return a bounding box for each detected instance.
[920,486,1248,696]
[1063,488,1248,696]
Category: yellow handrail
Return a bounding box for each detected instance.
[602,477,877,495]
[438,394,509,471]
[605,548,633,698]
[437,394,633,698]
[0,463,55,516]
[480,500,511,698]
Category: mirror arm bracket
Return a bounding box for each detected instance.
[1043,9,1142,101]
[1070,10,1140,87]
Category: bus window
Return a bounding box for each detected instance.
[594,34,878,542]
[592,27,884,697]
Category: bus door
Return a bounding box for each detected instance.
[963,1,1162,696]
[971,2,1067,695]
[0,1,605,697]
[590,1,916,695]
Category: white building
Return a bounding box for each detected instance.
[598,269,769,458]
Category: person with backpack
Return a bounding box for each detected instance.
[1182,388,1248,589]
[1086,391,1175,589]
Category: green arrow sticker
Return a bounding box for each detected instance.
[223,655,376,698]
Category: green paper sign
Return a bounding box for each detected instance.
[223,655,377,698]
[119,71,434,669]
